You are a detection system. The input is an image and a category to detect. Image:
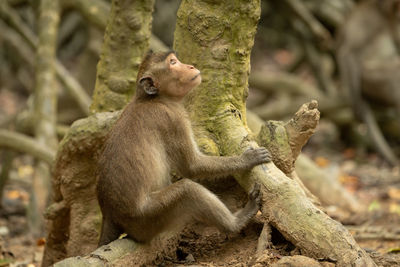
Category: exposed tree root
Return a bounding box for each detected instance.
[42,112,120,267]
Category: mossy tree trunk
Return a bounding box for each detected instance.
[174,0,375,266]
[90,0,155,112]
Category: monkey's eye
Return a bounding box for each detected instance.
[170,58,177,65]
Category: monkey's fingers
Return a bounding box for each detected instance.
[255,148,272,163]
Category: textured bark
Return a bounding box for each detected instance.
[90,0,155,113]
[53,239,137,267]
[246,110,362,214]
[174,0,375,266]
[42,112,120,266]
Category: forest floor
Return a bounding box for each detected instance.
[0,146,400,266]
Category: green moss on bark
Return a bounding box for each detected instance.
[90,0,155,113]
[174,0,260,155]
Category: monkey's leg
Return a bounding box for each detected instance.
[98,215,122,246]
[123,179,259,243]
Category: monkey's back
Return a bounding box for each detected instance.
[97,100,173,214]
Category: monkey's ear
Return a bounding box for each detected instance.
[139,76,158,95]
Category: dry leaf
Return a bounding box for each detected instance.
[339,174,359,192]
[315,156,330,167]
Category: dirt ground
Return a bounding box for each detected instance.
[1,147,400,266]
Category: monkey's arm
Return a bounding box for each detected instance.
[171,119,270,179]
[183,150,270,178]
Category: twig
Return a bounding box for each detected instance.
[0,130,55,164]
[0,1,91,115]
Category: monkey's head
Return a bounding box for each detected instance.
[136,51,201,101]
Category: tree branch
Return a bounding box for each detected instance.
[0,130,55,164]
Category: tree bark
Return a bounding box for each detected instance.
[174,0,375,266]
[89,0,155,113]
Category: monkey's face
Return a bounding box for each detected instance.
[137,52,201,100]
[161,53,201,99]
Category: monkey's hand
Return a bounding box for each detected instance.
[242,147,271,168]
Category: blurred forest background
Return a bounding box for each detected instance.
[0,0,400,266]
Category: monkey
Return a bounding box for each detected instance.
[96,51,271,246]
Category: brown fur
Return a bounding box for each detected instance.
[96,52,271,246]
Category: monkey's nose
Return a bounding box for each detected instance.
[188,65,195,69]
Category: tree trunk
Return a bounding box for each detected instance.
[174,0,375,266]
[90,0,155,113]
[30,0,60,237]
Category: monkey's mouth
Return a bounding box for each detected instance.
[191,73,200,81]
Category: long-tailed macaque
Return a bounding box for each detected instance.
[96,51,271,246]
